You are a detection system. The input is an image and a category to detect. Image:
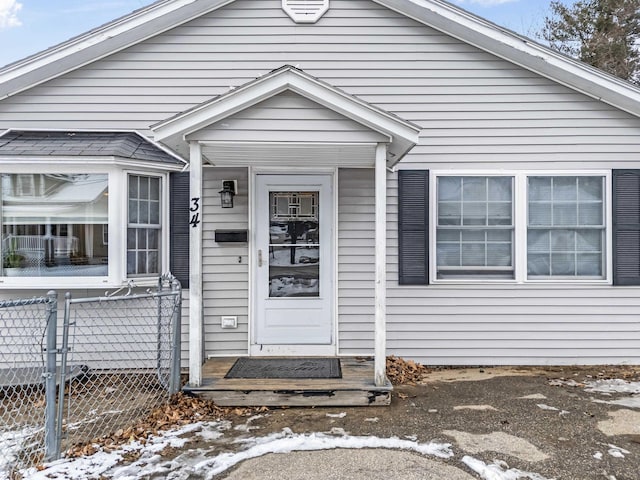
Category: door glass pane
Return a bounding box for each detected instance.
[269,191,320,297]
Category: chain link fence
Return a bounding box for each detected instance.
[58,282,181,454]
[0,276,181,477]
[0,295,56,476]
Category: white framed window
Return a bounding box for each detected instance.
[436,176,514,279]
[527,176,605,279]
[432,172,610,283]
[127,174,162,277]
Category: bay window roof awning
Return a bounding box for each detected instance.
[0,130,185,166]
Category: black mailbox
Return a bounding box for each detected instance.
[215,229,248,243]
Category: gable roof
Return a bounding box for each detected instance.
[152,65,420,164]
[1,0,640,119]
[0,130,184,165]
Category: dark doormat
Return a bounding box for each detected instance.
[225,357,342,379]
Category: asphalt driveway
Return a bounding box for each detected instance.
[215,366,640,480]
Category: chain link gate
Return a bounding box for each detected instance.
[0,275,182,476]
[55,276,182,456]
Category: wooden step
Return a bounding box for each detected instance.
[184,357,392,407]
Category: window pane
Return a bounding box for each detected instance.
[129,199,138,224]
[150,201,160,224]
[462,202,486,226]
[1,174,109,278]
[528,177,551,201]
[579,176,602,201]
[553,177,577,201]
[528,203,551,226]
[461,243,485,266]
[150,177,160,201]
[487,243,512,266]
[437,243,460,267]
[438,202,461,225]
[528,253,550,276]
[139,200,149,224]
[488,177,512,201]
[488,202,512,226]
[578,203,603,226]
[551,230,575,251]
[553,204,577,226]
[527,230,550,253]
[576,230,601,252]
[527,176,604,279]
[551,253,575,276]
[463,177,486,202]
[577,254,602,276]
[438,177,461,202]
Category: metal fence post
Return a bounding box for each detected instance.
[44,290,58,462]
[169,279,182,395]
[55,292,73,460]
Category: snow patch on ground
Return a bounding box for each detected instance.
[462,456,556,480]
[233,415,263,432]
[0,426,44,478]
[194,428,454,479]
[20,422,218,480]
[584,380,640,395]
[607,444,630,459]
[326,412,347,418]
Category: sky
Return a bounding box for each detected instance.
[0,0,571,69]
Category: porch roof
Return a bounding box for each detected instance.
[152,65,420,167]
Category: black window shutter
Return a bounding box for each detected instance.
[398,170,429,285]
[613,170,640,285]
[170,172,190,288]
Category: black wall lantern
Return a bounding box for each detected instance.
[219,180,237,208]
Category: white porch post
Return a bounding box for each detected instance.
[188,141,204,387]
[374,143,387,387]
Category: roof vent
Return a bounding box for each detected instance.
[282,0,329,24]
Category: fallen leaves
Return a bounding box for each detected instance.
[386,356,431,386]
[65,393,267,458]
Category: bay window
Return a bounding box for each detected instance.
[0,170,167,286]
[434,173,608,282]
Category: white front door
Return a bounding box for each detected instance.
[253,174,334,355]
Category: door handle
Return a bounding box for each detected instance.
[258,249,263,267]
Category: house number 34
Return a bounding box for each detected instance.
[189,197,201,228]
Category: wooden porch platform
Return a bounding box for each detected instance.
[184,357,392,407]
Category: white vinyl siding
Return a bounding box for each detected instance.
[187,91,388,144]
[338,168,375,355]
[202,167,249,357]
